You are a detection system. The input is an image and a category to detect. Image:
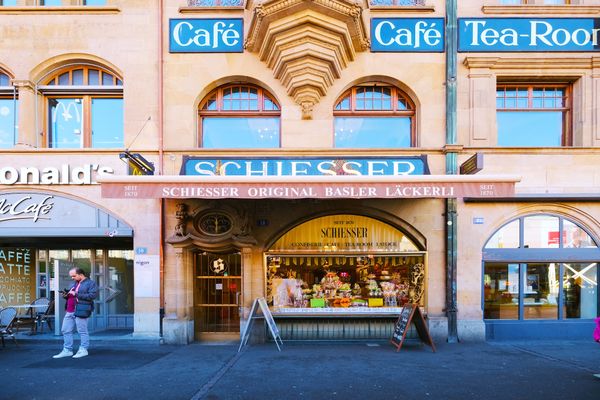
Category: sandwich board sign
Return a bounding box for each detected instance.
[238,297,283,352]
[390,303,436,353]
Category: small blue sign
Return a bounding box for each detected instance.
[135,247,148,255]
[459,18,600,52]
[169,18,243,53]
[181,156,430,176]
[473,217,484,225]
[371,18,445,52]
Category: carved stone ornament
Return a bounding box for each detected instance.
[174,203,189,237]
[246,0,369,116]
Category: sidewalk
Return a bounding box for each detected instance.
[0,338,598,400]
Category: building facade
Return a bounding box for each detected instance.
[1,0,598,344]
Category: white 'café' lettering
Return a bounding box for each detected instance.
[464,20,600,47]
[173,21,240,48]
[374,20,442,48]
[0,196,54,222]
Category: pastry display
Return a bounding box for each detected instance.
[266,255,425,310]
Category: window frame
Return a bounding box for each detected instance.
[198,84,281,148]
[482,214,600,321]
[40,65,123,149]
[333,84,416,148]
[496,83,572,147]
[0,71,17,149]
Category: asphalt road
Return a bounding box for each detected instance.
[1,339,599,400]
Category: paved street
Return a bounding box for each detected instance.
[0,337,599,400]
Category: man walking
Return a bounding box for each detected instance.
[53,267,98,359]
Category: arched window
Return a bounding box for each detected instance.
[40,65,123,148]
[199,84,280,148]
[482,214,599,323]
[333,84,415,148]
[0,70,17,149]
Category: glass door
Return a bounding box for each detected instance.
[194,252,242,339]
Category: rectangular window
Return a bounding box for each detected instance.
[496,85,570,146]
[563,263,598,319]
[0,97,17,148]
[83,0,107,4]
[523,263,559,320]
[48,98,84,148]
[484,263,520,319]
[91,98,123,148]
[202,117,280,148]
[334,117,411,148]
[0,0,18,6]
[40,0,63,5]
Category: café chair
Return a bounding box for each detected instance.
[37,299,55,333]
[15,298,50,335]
[0,307,18,347]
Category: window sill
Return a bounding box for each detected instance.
[481,5,600,15]
[368,5,435,13]
[179,6,245,13]
[0,6,120,15]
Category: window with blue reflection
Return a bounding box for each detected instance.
[497,85,568,146]
[41,0,63,5]
[335,117,411,148]
[203,118,280,148]
[333,84,415,148]
[0,0,18,6]
[48,98,84,149]
[199,84,281,149]
[84,0,107,5]
[0,99,17,148]
[91,98,123,148]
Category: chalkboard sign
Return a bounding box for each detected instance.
[390,304,436,353]
[238,297,283,352]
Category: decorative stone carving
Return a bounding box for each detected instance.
[174,203,189,237]
[246,0,368,113]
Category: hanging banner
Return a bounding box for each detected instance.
[459,18,600,52]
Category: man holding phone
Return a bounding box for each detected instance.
[53,267,98,359]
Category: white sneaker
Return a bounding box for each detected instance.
[53,349,73,359]
[72,348,88,359]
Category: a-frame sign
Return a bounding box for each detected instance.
[238,297,283,352]
[390,303,436,353]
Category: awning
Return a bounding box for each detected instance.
[98,174,521,200]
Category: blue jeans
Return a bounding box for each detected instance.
[61,312,90,351]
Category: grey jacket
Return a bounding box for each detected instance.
[70,278,98,305]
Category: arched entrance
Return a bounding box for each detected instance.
[0,191,133,332]
[482,213,600,339]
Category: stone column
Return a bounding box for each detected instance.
[163,246,194,344]
[11,80,37,148]
[592,57,600,146]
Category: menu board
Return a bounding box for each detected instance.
[239,297,283,352]
[0,248,35,307]
[390,304,436,353]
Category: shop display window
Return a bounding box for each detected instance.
[266,255,425,311]
[483,214,599,320]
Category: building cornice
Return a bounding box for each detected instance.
[0,6,120,15]
[481,5,600,15]
[464,56,600,70]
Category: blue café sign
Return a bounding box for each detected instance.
[169,18,244,53]
[459,18,600,52]
[371,18,445,52]
[181,156,430,176]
